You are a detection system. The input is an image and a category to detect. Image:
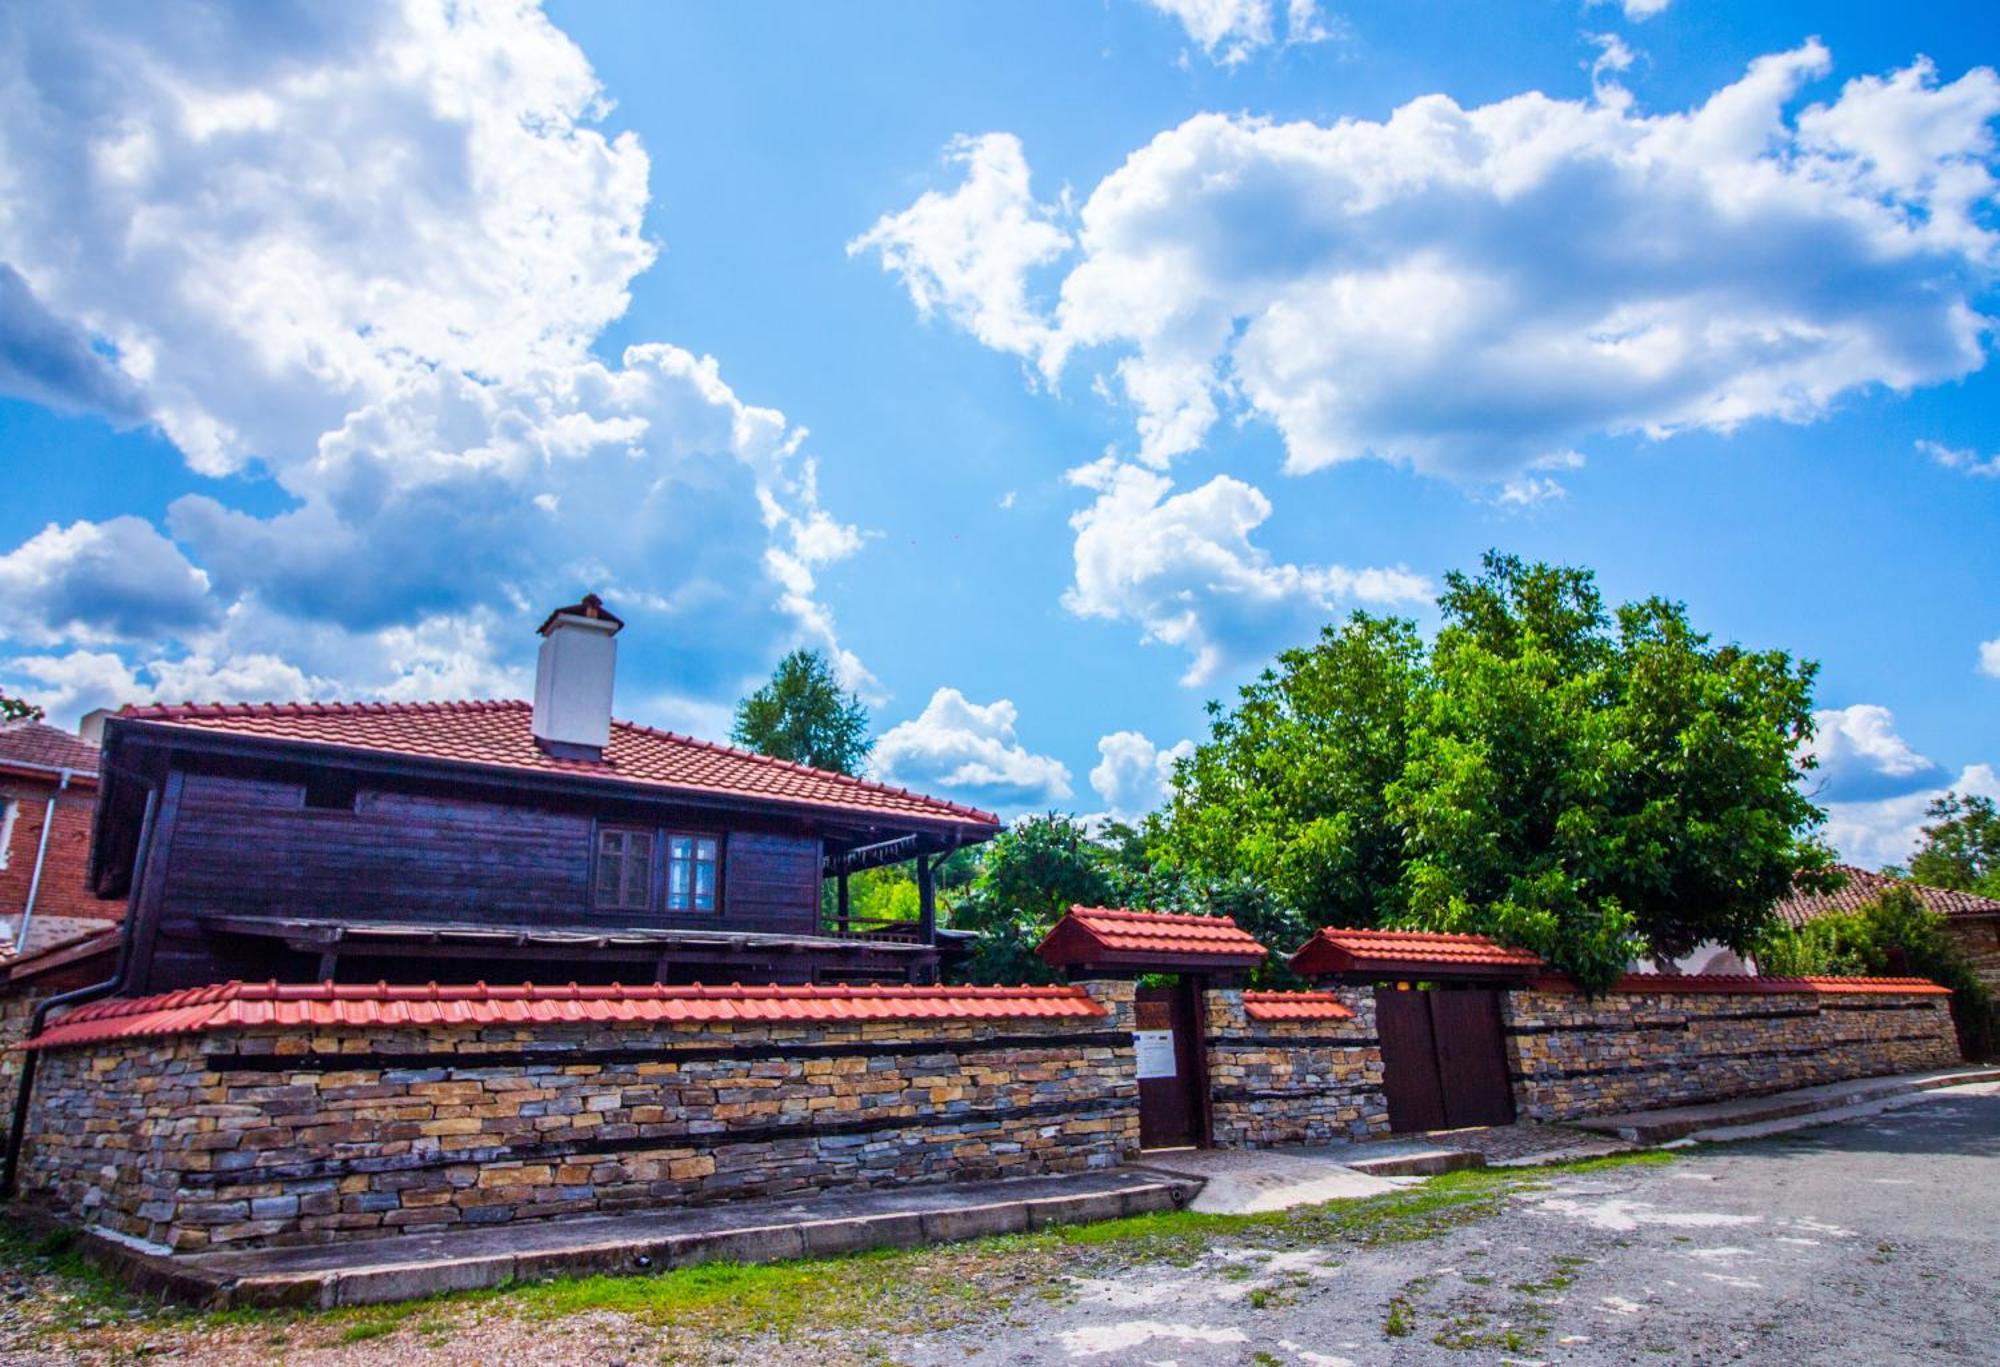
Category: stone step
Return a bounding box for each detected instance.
[54,1167,1202,1311]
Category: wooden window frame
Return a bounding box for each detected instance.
[591,822,658,914]
[589,821,724,916]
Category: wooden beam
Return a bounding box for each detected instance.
[917,853,936,944]
[836,870,850,934]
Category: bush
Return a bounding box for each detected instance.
[1754,885,1994,1059]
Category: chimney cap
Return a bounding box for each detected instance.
[536,593,625,638]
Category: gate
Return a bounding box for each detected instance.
[1134,980,1209,1149]
[1374,986,1515,1133]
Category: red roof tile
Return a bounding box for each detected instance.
[1291,928,1545,979]
[1527,973,1950,997]
[1774,865,2000,927]
[1242,990,1356,1022]
[24,980,1106,1050]
[1037,906,1269,969]
[0,720,100,778]
[112,700,997,830]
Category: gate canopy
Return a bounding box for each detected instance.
[1037,906,1268,973]
[1291,928,1543,983]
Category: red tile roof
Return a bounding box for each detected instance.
[1774,864,2000,927]
[1291,927,1545,979]
[1528,973,1950,997]
[1242,990,1356,1022]
[1037,906,1269,969]
[0,720,100,778]
[112,700,998,830]
[25,980,1106,1050]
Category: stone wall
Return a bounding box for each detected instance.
[1504,980,1961,1121]
[1202,988,1389,1147]
[1945,915,2000,1003]
[18,981,1141,1252]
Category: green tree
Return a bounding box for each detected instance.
[948,814,1118,985]
[0,687,44,723]
[1906,793,2000,899]
[1754,885,1991,1057]
[1158,552,1831,991]
[731,649,872,776]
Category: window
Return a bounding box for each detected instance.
[303,771,359,812]
[594,826,654,911]
[666,834,719,913]
[0,798,15,870]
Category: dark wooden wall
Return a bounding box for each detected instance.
[136,770,826,990]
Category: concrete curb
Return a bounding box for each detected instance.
[1568,1066,2000,1144]
[56,1172,1201,1311]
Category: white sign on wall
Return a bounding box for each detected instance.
[1133,1029,1178,1080]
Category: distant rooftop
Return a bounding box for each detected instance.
[1774,864,2000,927]
[0,719,101,777]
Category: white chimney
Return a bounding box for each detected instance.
[77,708,114,746]
[531,594,623,760]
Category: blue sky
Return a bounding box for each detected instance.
[0,0,1995,869]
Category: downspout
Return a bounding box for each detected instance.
[13,768,72,955]
[3,784,155,1199]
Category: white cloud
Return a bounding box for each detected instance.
[871,688,1073,811]
[1980,638,2000,679]
[1808,704,1938,797]
[1064,458,1428,684]
[1090,730,1194,822]
[1917,439,2000,478]
[1823,762,2000,870]
[0,648,331,724]
[0,1,861,725]
[1589,0,1672,22]
[862,45,2000,480]
[1137,1,1338,67]
[847,133,1071,364]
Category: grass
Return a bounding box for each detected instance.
[1,1150,1675,1354]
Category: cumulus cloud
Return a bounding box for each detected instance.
[1138,1,1339,66]
[870,688,1073,811]
[1589,0,1672,22]
[1917,439,2000,477]
[0,265,148,421]
[1806,703,1940,800]
[1822,762,2000,870]
[0,1,861,724]
[860,44,2000,478]
[1090,730,1194,822]
[1980,639,2000,679]
[1064,458,1428,684]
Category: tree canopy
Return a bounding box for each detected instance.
[730,649,872,776]
[1156,552,1830,990]
[1905,793,2000,899]
[0,688,43,724]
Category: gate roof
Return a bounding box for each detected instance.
[1291,928,1544,981]
[1037,906,1268,972]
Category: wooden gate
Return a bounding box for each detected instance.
[1135,980,1209,1149]
[1374,986,1515,1133]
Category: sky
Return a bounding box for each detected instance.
[0,0,1995,870]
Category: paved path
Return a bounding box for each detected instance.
[904,1082,2000,1366]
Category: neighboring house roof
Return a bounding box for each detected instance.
[1242,990,1356,1022]
[112,700,999,830]
[1291,928,1546,980]
[1774,864,2000,927]
[0,924,120,988]
[26,980,1108,1049]
[0,720,100,779]
[1037,906,1270,971]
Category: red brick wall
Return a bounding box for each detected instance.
[0,778,123,931]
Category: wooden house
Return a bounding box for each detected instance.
[84,598,1000,994]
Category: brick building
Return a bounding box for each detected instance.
[1774,864,2000,997]
[0,715,124,959]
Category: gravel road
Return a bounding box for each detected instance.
[905,1083,2000,1366]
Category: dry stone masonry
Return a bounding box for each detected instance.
[1202,987,1389,1146]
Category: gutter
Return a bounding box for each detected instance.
[13,768,71,956]
[3,784,155,1199]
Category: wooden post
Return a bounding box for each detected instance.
[836,869,851,935]
[916,852,936,943]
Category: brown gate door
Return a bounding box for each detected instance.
[1135,981,1207,1148]
[1375,986,1515,1133]
[1430,988,1516,1129]
[1375,986,1449,1133]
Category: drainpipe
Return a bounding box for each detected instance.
[13,768,72,956]
[3,784,155,1199]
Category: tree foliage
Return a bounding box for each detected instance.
[731,649,872,776]
[0,688,44,724]
[1906,793,2000,899]
[1754,884,1991,1057]
[1157,552,1830,991]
